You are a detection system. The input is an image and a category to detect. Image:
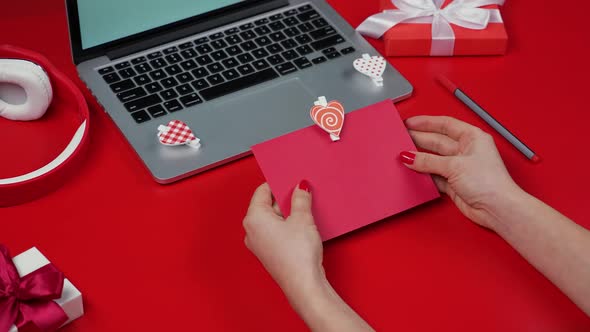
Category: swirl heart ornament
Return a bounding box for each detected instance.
[353,53,386,86]
[310,96,345,141]
[157,120,201,149]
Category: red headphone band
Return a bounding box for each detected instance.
[0,45,90,207]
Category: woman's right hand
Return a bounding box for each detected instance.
[401,115,524,232]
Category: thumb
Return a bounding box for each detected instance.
[399,151,453,178]
[290,180,313,220]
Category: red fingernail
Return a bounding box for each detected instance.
[298,180,311,193]
[399,151,416,165]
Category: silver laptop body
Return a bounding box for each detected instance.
[66,0,412,183]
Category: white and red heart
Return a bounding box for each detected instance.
[157,120,201,149]
[310,97,345,141]
[353,54,386,84]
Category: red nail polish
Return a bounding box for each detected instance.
[298,180,311,193]
[399,151,416,165]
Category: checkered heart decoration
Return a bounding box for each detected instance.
[157,120,201,149]
[353,53,386,86]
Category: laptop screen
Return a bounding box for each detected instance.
[78,0,245,50]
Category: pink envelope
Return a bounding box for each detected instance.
[252,100,439,241]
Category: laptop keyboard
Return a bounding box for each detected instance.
[97,4,356,124]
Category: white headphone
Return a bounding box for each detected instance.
[0,59,53,121]
[0,45,90,206]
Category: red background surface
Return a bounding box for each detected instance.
[2,1,590,331]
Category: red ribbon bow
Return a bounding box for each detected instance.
[0,245,68,332]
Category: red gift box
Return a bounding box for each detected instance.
[360,0,508,56]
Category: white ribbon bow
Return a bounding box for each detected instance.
[357,0,505,56]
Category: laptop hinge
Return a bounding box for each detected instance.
[106,0,288,61]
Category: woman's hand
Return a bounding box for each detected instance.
[401,116,524,231]
[243,182,324,297]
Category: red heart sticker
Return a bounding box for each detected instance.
[157,120,201,148]
[310,98,345,141]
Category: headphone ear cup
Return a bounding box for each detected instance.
[0,59,53,121]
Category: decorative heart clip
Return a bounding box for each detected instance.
[157,120,201,149]
[353,53,386,86]
[310,96,345,142]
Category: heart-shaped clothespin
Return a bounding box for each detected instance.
[157,120,201,149]
[353,53,386,87]
[310,96,345,142]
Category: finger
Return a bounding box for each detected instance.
[408,130,460,156]
[400,151,454,178]
[405,116,479,142]
[247,183,274,216]
[432,175,448,194]
[290,180,313,221]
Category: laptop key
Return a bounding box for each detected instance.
[180,59,198,70]
[237,53,255,63]
[103,72,121,84]
[270,13,284,21]
[131,56,147,65]
[252,59,270,70]
[284,9,299,16]
[322,47,337,55]
[134,74,151,85]
[124,94,162,112]
[195,44,213,54]
[131,110,151,123]
[295,34,312,45]
[281,39,298,49]
[165,64,182,76]
[147,51,163,59]
[269,21,286,31]
[161,77,179,88]
[312,18,329,28]
[222,58,239,68]
[312,56,327,64]
[293,57,313,69]
[147,104,167,118]
[283,17,299,27]
[181,49,198,59]
[180,93,203,107]
[240,30,257,40]
[145,82,163,93]
[267,54,285,65]
[115,61,131,70]
[297,10,320,22]
[210,32,224,40]
[282,50,299,60]
[150,69,167,80]
[225,27,240,35]
[296,45,313,56]
[222,69,240,81]
[341,46,356,54]
[311,35,345,51]
[239,23,254,30]
[269,31,286,42]
[226,45,243,56]
[326,52,341,59]
[211,50,228,61]
[298,4,313,12]
[254,18,269,26]
[252,48,270,59]
[237,64,255,75]
[163,46,178,54]
[255,36,272,47]
[200,68,279,100]
[176,72,193,83]
[119,68,137,79]
[225,35,242,45]
[211,39,228,49]
[98,66,114,75]
[150,58,167,69]
[161,88,179,100]
[275,62,298,75]
[135,63,152,74]
[164,100,183,112]
[284,27,300,37]
[195,55,214,66]
[117,87,147,103]
[110,79,135,93]
[179,41,194,49]
[195,37,210,45]
[165,53,183,64]
[191,67,209,78]
[267,43,284,54]
[191,79,210,90]
[207,63,224,73]
[298,22,314,33]
[254,26,271,36]
[207,74,225,85]
[309,27,337,40]
[240,41,257,51]
[176,84,194,95]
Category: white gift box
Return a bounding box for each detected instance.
[8,247,84,332]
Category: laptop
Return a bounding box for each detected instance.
[66,0,413,183]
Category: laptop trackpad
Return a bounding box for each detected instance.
[211,78,315,146]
